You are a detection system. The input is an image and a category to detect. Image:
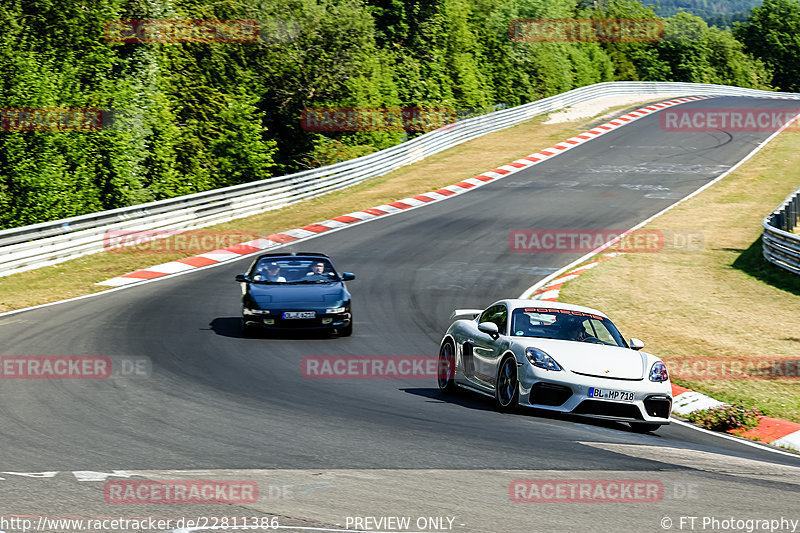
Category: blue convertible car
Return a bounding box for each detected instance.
[235,252,355,336]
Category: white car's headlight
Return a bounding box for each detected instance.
[243,308,270,316]
[326,306,346,314]
[649,361,669,382]
[526,347,562,371]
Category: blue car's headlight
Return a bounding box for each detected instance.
[325,306,346,314]
[243,308,270,316]
[649,361,669,382]
[525,347,562,371]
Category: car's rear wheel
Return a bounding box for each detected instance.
[629,423,661,433]
[495,356,519,411]
[438,341,457,394]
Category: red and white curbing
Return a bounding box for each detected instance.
[530,258,800,453]
[96,96,710,287]
[528,254,617,302]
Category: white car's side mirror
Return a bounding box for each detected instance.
[630,338,645,350]
[478,321,500,339]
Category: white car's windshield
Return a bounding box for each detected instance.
[510,307,627,347]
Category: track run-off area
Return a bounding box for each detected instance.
[2,96,800,533]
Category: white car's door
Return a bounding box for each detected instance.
[463,304,508,390]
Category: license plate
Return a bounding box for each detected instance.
[282,311,315,319]
[588,387,634,402]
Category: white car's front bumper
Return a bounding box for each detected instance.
[517,363,672,424]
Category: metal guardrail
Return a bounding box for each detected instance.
[763,187,800,275]
[2,81,800,278]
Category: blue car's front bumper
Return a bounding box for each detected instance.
[243,309,351,330]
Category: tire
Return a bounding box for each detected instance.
[438,341,457,394]
[629,423,661,433]
[495,356,519,411]
[241,318,255,338]
[338,322,353,337]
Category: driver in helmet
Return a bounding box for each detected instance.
[559,316,591,342]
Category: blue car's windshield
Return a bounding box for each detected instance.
[510,307,627,347]
[250,258,339,284]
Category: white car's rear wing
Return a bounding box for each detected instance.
[450,309,482,321]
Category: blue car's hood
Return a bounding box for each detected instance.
[249,282,346,306]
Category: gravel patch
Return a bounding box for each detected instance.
[543,94,686,124]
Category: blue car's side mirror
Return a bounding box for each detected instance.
[341,272,355,281]
[235,274,248,283]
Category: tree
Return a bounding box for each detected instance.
[735,0,800,90]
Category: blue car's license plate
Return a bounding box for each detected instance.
[282,311,315,319]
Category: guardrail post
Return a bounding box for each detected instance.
[762,187,800,276]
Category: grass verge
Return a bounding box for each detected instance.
[0,99,664,313]
[559,128,800,423]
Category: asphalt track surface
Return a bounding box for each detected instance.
[2,96,800,532]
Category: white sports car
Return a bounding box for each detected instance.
[437,299,672,432]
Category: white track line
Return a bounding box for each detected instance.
[670,419,800,458]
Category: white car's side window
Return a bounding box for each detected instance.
[588,319,616,344]
[479,305,508,335]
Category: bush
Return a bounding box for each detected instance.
[300,137,378,168]
[686,403,763,431]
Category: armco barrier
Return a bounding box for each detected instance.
[2,81,800,277]
[763,186,800,275]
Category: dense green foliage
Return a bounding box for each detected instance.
[735,0,800,91]
[0,0,790,229]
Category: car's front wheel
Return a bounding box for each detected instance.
[338,322,353,337]
[438,341,457,394]
[495,356,519,411]
[629,423,661,433]
[241,318,255,338]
